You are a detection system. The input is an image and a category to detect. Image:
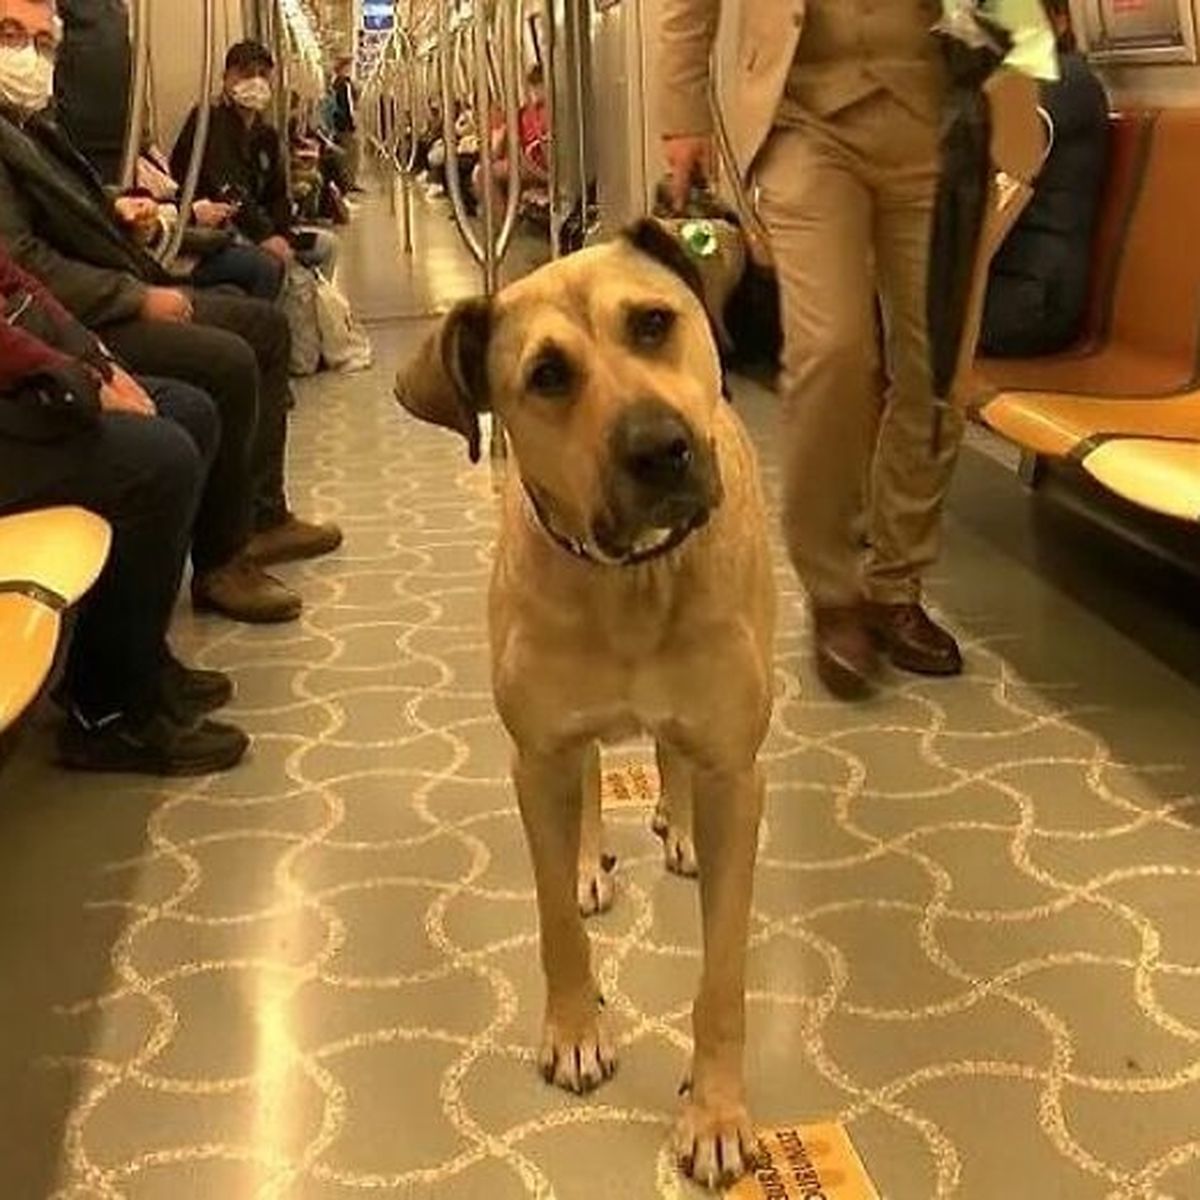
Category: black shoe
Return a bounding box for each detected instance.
[160,656,234,724]
[58,707,249,776]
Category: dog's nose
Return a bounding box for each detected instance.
[612,402,696,492]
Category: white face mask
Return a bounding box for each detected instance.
[0,44,55,114]
[230,76,273,112]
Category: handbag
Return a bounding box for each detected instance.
[281,263,321,376]
[313,271,372,372]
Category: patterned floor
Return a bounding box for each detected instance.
[2,191,1200,1200]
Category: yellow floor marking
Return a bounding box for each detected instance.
[601,763,660,809]
[727,1123,881,1200]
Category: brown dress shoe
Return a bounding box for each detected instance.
[812,605,879,699]
[192,558,302,624]
[865,602,963,676]
[245,513,343,566]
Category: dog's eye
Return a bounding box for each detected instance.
[527,351,573,397]
[629,306,676,349]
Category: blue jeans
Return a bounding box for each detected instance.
[191,242,285,301]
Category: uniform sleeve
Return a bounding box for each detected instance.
[659,0,722,137]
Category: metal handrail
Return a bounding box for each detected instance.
[162,0,216,265]
[473,3,497,293]
[118,0,151,189]
[495,0,521,258]
[269,0,292,196]
[541,10,562,259]
[437,1,485,264]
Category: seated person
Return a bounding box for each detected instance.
[287,96,351,224]
[0,255,247,774]
[473,65,549,213]
[125,142,285,301]
[453,105,480,216]
[980,0,1109,358]
[0,0,341,621]
[172,39,339,277]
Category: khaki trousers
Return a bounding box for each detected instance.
[755,90,963,607]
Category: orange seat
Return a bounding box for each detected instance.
[979,111,1156,392]
[978,391,1200,459]
[969,109,1200,521]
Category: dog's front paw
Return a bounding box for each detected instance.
[653,805,697,877]
[539,1003,617,1093]
[576,853,616,916]
[673,1095,764,1190]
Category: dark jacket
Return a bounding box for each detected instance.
[332,76,356,135]
[0,108,170,328]
[981,52,1110,358]
[171,100,292,245]
[53,0,132,184]
[0,246,109,506]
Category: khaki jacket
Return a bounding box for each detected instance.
[659,0,944,179]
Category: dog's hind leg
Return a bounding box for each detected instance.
[577,740,615,916]
[515,744,617,1094]
[653,740,698,878]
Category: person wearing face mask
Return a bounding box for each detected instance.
[0,0,344,623]
[171,40,339,277]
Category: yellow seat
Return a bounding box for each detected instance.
[0,506,112,606]
[0,595,61,733]
[1079,439,1200,521]
[0,506,112,734]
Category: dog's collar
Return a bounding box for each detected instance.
[523,486,705,568]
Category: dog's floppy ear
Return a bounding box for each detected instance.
[394,297,492,462]
[622,217,706,304]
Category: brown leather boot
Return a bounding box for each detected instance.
[812,604,879,699]
[865,602,963,676]
[192,558,302,624]
[245,513,343,566]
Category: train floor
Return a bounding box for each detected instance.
[2,177,1200,1200]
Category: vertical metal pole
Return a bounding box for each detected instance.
[542,2,562,258]
[495,0,522,258]
[474,2,498,297]
[163,0,217,264]
[118,0,151,189]
[438,3,485,263]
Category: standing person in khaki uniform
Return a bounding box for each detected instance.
[661,0,965,698]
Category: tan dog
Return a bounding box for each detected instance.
[395,220,775,1188]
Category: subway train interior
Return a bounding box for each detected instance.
[1,0,1199,1196]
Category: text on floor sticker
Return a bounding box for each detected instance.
[727,1123,880,1200]
[601,763,659,808]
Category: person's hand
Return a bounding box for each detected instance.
[192,198,237,228]
[113,195,161,242]
[662,134,712,213]
[100,368,156,416]
[260,235,294,263]
[139,287,194,323]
